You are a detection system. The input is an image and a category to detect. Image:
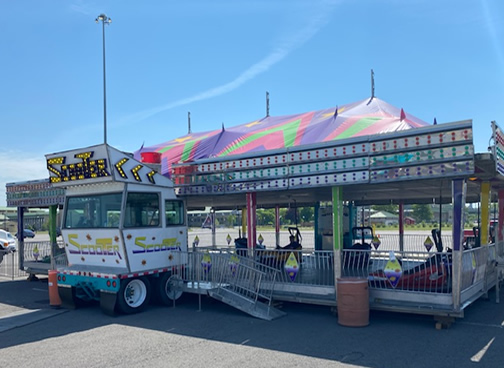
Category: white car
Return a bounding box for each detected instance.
[0,229,17,252]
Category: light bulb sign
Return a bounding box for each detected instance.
[46,150,110,184]
[46,144,172,188]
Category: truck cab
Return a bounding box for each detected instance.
[47,144,188,314]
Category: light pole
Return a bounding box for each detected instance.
[95,14,112,145]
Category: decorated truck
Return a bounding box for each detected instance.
[47,144,188,315]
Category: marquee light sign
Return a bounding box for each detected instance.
[45,144,168,187]
[47,151,110,184]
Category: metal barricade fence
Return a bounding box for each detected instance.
[340,248,452,293]
[496,240,504,259]
[23,241,66,263]
[360,249,451,293]
[196,245,451,291]
[54,252,68,269]
[189,230,315,249]
[189,231,454,253]
[254,248,335,286]
[374,234,453,252]
[216,253,278,305]
[461,246,489,291]
[1,241,67,279]
[0,251,27,279]
[202,247,335,287]
[181,244,499,308]
[169,250,280,306]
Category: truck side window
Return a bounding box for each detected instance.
[165,200,184,226]
[124,192,160,228]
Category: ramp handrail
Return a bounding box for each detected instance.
[215,254,279,306]
[176,250,280,307]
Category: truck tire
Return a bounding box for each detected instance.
[116,277,151,314]
[157,273,183,305]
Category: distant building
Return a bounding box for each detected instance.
[0,206,55,232]
[369,210,399,226]
[404,216,416,225]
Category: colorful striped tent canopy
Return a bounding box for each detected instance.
[135,97,430,176]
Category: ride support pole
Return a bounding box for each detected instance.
[498,190,504,244]
[275,205,280,247]
[480,182,490,245]
[399,202,404,252]
[246,192,257,251]
[332,186,343,294]
[451,178,466,311]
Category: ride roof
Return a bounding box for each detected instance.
[135,97,430,176]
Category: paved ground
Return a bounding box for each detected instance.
[0,276,503,368]
[0,276,67,333]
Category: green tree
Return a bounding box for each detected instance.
[412,204,433,223]
[225,214,236,227]
[278,208,288,226]
[299,207,314,223]
[284,208,298,225]
[256,209,275,226]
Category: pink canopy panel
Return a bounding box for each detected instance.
[135,97,430,176]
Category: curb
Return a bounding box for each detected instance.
[0,308,68,333]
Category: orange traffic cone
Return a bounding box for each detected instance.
[48,270,61,308]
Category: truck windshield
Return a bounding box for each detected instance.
[65,193,122,228]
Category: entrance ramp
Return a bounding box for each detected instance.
[209,287,285,320]
[181,251,285,320]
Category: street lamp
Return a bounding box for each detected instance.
[95,14,112,145]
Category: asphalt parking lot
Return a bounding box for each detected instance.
[0,276,503,368]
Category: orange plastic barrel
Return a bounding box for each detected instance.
[336,277,369,327]
[48,270,62,308]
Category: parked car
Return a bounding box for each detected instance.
[15,229,36,239]
[0,230,17,252]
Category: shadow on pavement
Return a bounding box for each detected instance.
[0,278,503,368]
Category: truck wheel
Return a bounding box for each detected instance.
[157,273,183,305]
[116,277,151,314]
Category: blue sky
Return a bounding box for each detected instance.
[1,0,503,206]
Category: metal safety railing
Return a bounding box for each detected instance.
[22,241,64,263]
[215,254,278,306]
[256,248,335,286]
[23,242,50,263]
[461,245,491,291]
[371,234,453,252]
[0,251,27,279]
[54,252,69,269]
[189,232,456,253]
[170,250,280,307]
[190,231,314,249]
[191,244,503,299]
[353,249,452,293]
[1,241,67,279]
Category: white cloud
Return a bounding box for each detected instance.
[116,0,339,126]
[0,150,48,207]
[69,0,94,16]
[480,0,504,88]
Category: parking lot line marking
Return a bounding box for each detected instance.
[458,321,503,329]
[471,337,495,362]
